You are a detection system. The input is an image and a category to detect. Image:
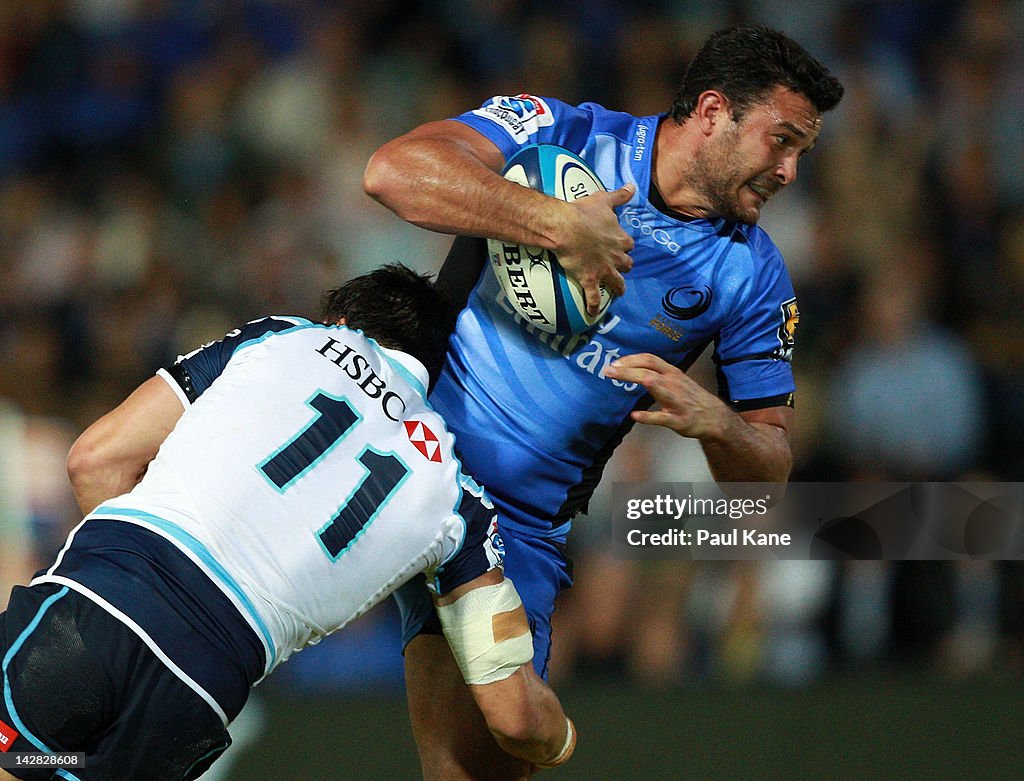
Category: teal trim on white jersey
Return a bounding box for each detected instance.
[90,506,278,671]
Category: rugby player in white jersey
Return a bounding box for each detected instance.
[0,264,575,780]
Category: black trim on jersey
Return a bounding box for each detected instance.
[730,393,795,412]
[649,181,746,243]
[554,338,714,523]
[437,236,488,312]
[434,488,497,594]
[165,361,199,404]
[175,316,306,400]
[555,397,651,523]
[715,351,783,367]
[50,520,265,721]
[715,348,795,411]
[649,180,700,223]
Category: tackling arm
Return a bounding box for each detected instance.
[432,570,576,769]
[363,119,634,311]
[66,375,185,514]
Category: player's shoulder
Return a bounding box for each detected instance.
[699,223,792,314]
[576,100,649,136]
[725,222,787,273]
[225,315,319,347]
[460,93,644,151]
[552,99,651,150]
[173,315,313,364]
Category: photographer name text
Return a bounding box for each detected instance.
[626,528,791,547]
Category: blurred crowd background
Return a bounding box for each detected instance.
[2,0,1024,752]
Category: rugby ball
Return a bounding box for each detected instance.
[486,145,613,335]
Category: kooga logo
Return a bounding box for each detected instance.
[622,208,681,253]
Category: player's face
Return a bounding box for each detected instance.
[695,86,822,224]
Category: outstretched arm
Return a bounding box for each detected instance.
[605,353,793,485]
[363,118,635,314]
[66,376,185,514]
[433,570,576,769]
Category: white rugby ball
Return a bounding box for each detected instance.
[486,145,613,335]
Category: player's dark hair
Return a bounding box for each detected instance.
[669,24,844,123]
[321,263,457,385]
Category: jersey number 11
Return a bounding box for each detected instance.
[257,392,410,560]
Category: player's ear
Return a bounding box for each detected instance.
[695,90,730,135]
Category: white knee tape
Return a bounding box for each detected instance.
[436,578,534,685]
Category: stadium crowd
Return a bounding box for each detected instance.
[1,0,1023,702]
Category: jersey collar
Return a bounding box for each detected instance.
[379,345,430,394]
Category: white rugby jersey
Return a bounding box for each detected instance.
[38,318,499,683]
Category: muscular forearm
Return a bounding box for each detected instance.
[364,122,634,306]
[604,354,794,486]
[700,412,793,484]
[363,124,575,249]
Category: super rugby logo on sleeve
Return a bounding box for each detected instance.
[775,298,800,361]
[473,94,554,144]
[486,516,505,568]
[0,719,18,751]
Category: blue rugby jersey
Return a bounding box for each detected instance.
[431,95,800,538]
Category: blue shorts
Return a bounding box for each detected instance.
[0,583,231,780]
[394,523,573,679]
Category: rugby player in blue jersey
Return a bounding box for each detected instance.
[364,23,843,780]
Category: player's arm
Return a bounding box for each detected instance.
[363,118,634,312]
[605,353,793,484]
[66,376,185,514]
[432,569,576,770]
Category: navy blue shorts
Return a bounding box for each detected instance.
[394,523,573,679]
[0,583,231,781]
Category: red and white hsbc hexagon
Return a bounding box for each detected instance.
[404,420,442,463]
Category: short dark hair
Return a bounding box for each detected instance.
[321,263,457,385]
[669,24,844,123]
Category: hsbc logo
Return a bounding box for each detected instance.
[404,420,442,463]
